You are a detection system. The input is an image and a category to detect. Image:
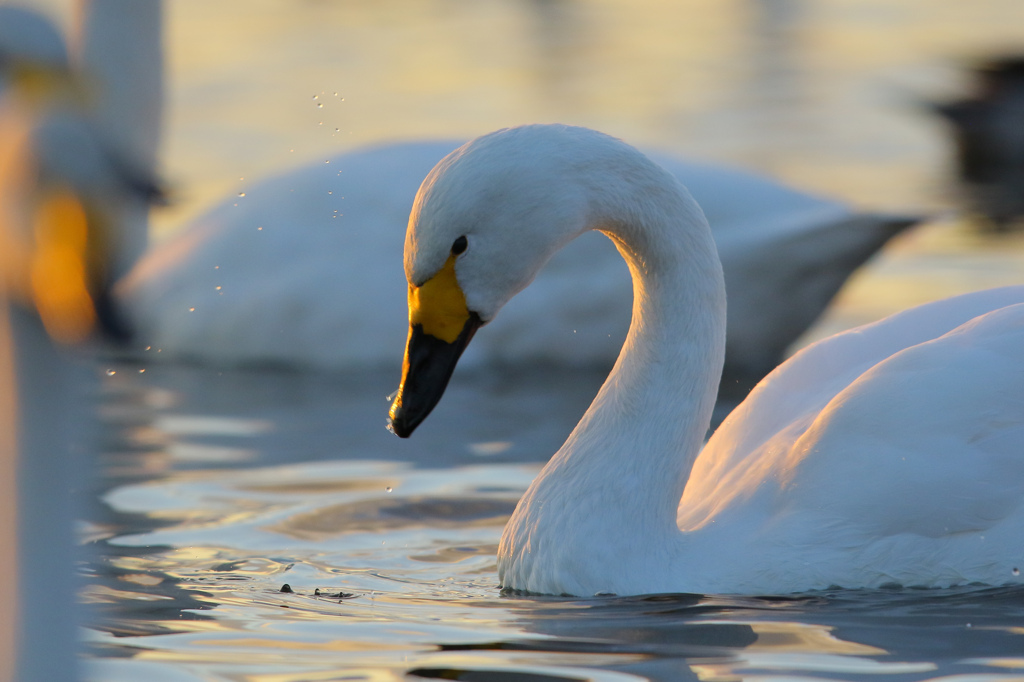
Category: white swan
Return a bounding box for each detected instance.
[0,6,161,679]
[387,124,1024,596]
[119,139,916,389]
[0,10,87,680]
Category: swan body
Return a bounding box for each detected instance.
[120,139,915,384]
[388,124,1024,596]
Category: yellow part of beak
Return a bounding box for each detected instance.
[408,253,469,343]
[9,62,89,107]
[29,190,97,344]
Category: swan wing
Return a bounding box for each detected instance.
[680,286,1024,531]
[786,300,1024,538]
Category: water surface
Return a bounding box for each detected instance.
[84,363,1024,681]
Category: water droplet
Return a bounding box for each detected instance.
[966,623,972,628]
[257,226,263,231]
[312,95,318,100]
[138,369,145,373]
[328,191,332,195]
[188,307,195,312]
[386,388,399,401]
[238,192,246,197]
[324,160,330,164]
[215,286,222,291]
[214,265,220,270]
[1014,567,1020,576]
[385,486,393,493]
[105,369,116,376]
[317,103,323,108]
[145,346,152,351]
[468,441,513,457]
[333,92,338,96]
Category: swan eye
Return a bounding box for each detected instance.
[451,235,468,255]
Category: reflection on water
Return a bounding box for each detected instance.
[83,363,1024,681]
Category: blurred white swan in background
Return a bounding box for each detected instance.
[120,139,918,393]
[90,0,918,389]
[387,124,1024,596]
[0,4,161,679]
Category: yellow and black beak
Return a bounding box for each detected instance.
[4,58,87,107]
[4,187,132,345]
[388,254,482,438]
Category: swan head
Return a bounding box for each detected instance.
[0,8,77,103]
[388,125,600,436]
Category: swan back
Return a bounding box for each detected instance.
[681,286,1024,532]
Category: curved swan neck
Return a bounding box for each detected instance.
[498,131,726,594]
[74,0,163,281]
[578,167,726,516]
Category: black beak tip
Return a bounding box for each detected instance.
[387,410,416,439]
[94,287,134,345]
[387,392,425,438]
[386,312,483,439]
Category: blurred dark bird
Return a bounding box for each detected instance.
[933,56,1024,230]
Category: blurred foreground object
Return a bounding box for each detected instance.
[0,4,162,680]
[0,8,86,674]
[933,56,1024,231]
